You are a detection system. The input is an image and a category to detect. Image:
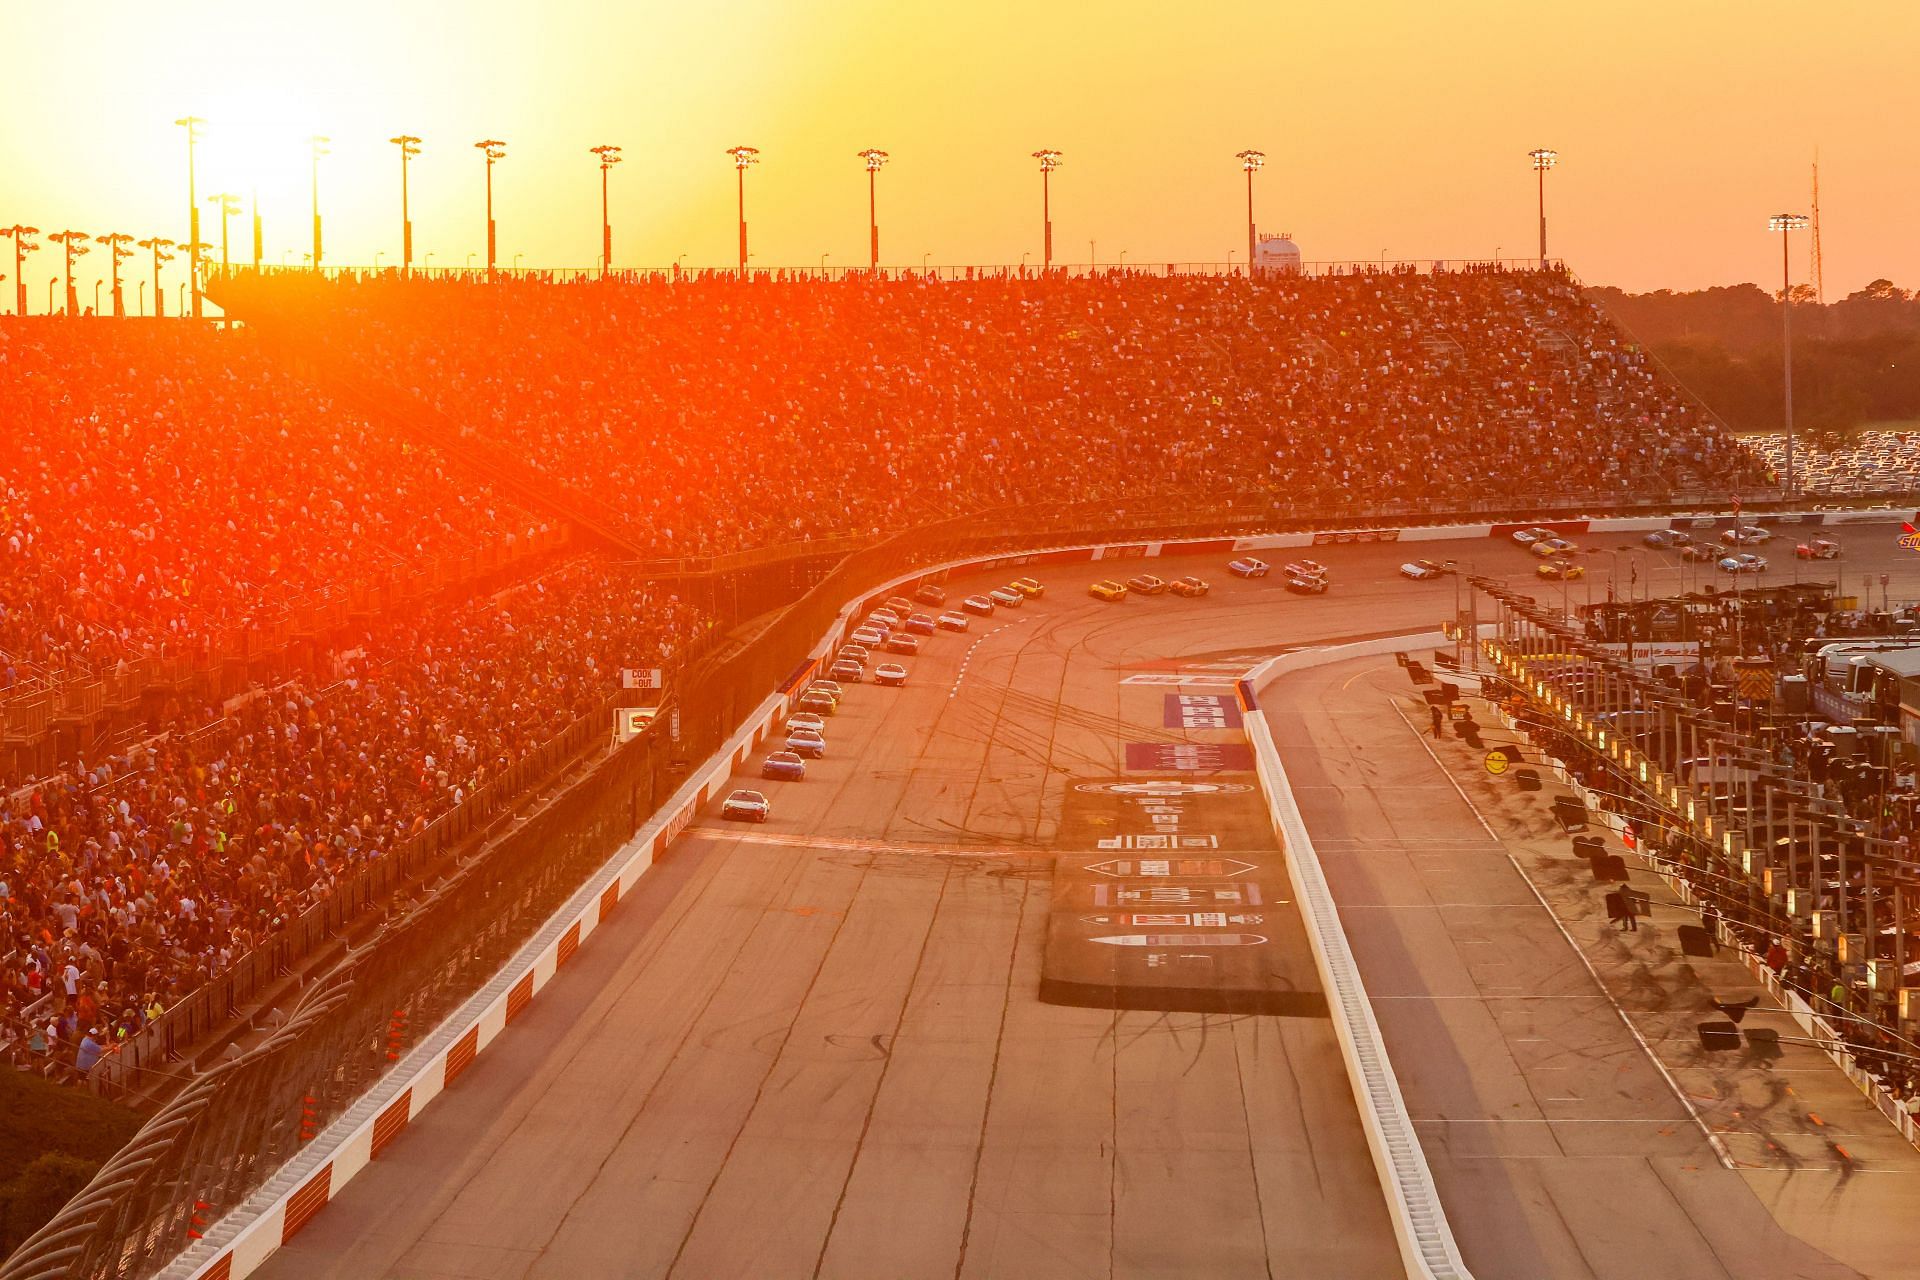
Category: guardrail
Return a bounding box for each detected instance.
[1240,639,1476,1280]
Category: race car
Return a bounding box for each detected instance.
[885,596,916,616]
[1723,526,1772,544]
[851,626,885,647]
[1643,528,1694,549]
[937,611,970,631]
[761,751,807,781]
[721,789,771,822]
[1511,527,1554,546]
[1168,576,1210,598]
[988,587,1025,608]
[1284,559,1329,581]
[913,583,946,606]
[886,633,920,655]
[962,594,996,616]
[784,711,826,736]
[1536,561,1585,580]
[1010,576,1045,598]
[1127,573,1168,596]
[1228,557,1270,578]
[1718,553,1768,574]
[1089,579,1129,601]
[829,659,864,683]
[797,689,838,716]
[904,612,938,635]
[1284,574,1328,595]
[1530,537,1576,558]
[1795,538,1840,560]
[873,662,908,687]
[1680,541,1726,562]
[785,728,827,758]
[1399,560,1446,580]
[868,610,900,629]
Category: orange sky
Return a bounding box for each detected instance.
[4,0,1918,309]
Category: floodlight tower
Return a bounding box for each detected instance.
[591,144,622,275]
[1235,149,1265,273]
[1769,212,1811,496]
[1031,149,1062,271]
[857,148,889,270]
[137,237,174,317]
[391,134,421,271]
[207,193,240,270]
[96,233,136,316]
[309,135,330,268]
[726,145,760,277]
[1528,148,1557,266]
[48,230,90,314]
[175,116,205,315]
[0,226,38,315]
[475,139,507,274]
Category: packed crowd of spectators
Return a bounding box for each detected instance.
[1,556,713,1078]
[0,321,547,680]
[219,265,1770,558]
[2,266,1771,1083]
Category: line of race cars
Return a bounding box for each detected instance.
[720,576,1047,823]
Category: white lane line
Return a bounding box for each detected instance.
[1388,699,1738,1171]
[684,827,1037,860]
[950,619,1020,699]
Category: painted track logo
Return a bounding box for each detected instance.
[1901,522,1920,552]
[1073,780,1253,796]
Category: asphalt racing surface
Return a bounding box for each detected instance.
[255,519,1920,1280]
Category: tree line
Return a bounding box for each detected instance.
[1587,280,1920,444]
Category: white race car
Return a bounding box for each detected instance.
[1718,553,1768,574]
[1228,557,1271,578]
[1399,560,1446,580]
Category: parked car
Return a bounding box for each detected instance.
[1399,560,1445,580]
[1228,557,1270,578]
[937,611,970,631]
[1089,579,1129,601]
[785,729,827,758]
[1127,573,1168,595]
[988,587,1024,608]
[962,594,996,616]
[721,789,771,822]
[1796,538,1840,560]
[886,633,921,655]
[1010,576,1045,598]
[913,583,946,606]
[1169,576,1210,598]
[761,751,807,781]
[873,662,908,687]
[904,612,938,635]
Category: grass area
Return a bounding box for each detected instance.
[0,1071,144,1252]
[0,1071,142,1185]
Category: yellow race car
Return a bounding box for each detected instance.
[1089,579,1129,601]
[1010,576,1045,598]
[1536,560,1585,581]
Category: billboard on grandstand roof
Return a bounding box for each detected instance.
[1254,233,1302,276]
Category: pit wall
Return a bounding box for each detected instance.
[177,507,1886,1279]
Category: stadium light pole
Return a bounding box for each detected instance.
[591,144,621,276]
[391,134,421,272]
[207,193,239,271]
[726,145,759,278]
[857,148,888,270]
[137,237,174,317]
[48,230,90,315]
[308,135,330,268]
[0,226,38,315]
[96,233,135,317]
[475,140,507,276]
[251,187,263,270]
[1770,212,1811,496]
[1032,149,1062,271]
[1236,149,1264,275]
[1528,148,1557,266]
[175,116,205,315]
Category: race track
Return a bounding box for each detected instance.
[253,521,1920,1280]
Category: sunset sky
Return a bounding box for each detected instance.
[4,0,1917,308]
